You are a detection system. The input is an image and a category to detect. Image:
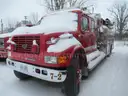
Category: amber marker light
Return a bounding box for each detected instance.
[58,55,68,64]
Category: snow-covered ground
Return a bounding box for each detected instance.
[1,41,128,96]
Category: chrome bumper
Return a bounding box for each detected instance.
[6,58,67,82]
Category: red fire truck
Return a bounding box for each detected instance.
[6,9,114,96]
[0,25,33,59]
[0,33,11,59]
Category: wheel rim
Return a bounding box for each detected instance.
[77,68,82,84]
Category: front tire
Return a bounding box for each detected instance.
[64,53,81,96]
[14,70,30,80]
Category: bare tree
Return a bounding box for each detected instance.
[29,12,39,24]
[68,0,89,8]
[7,19,17,29]
[43,0,66,11]
[108,3,128,40]
[41,0,90,11]
[5,19,18,32]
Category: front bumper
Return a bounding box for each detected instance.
[6,58,67,82]
[0,51,7,58]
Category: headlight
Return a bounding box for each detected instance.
[44,56,57,64]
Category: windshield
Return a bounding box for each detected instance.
[38,12,78,32]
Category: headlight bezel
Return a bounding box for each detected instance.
[44,56,57,64]
[44,55,69,64]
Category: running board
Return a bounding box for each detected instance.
[87,50,106,71]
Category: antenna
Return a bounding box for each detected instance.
[24,16,27,24]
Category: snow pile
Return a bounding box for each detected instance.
[59,33,73,38]
[7,37,16,45]
[47,8,81,15]
[40,12,78,34]
[33,40,38,45]
[11,12,78,35]
[0,11,78,38]
[0,33,12,38]
[115,41,128,47]
[6,45,11,50]
[47,33,81,52]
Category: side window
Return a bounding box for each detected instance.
[91,20,95,32]
[81,17,88,31]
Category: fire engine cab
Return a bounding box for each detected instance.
[6,9,114,96]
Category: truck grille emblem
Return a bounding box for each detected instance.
[22,44,28,49]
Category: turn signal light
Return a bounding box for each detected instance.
[58,56,68,64]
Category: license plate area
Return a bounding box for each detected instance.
[20,64,28,72]
[7,58,67,82]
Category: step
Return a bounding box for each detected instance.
[87,51,106,71]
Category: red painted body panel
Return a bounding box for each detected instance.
[0,37,9,59]
[9,11,97,68]
[0,51,7,58]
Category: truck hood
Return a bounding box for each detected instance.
[0,33,12,38]
[0,25,75,39]
[11,24,77,35]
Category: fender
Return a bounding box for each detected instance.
[70,45,88,67]
[61,45,87,67]
[47,33,82,53]
[47,33,87,67]
[71,45,85,55]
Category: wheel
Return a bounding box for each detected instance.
[14,70,30,80]
[63,52,81,96]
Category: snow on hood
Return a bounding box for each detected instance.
[0,11,78,38]
[47,33,81,52]
[0,33,12,38]
[11,12,78,35]
[0,28,31,38]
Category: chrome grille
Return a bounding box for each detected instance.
[13,36,40,53]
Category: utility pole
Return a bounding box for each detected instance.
[1,19,3,34]
[24,16,27,25]
[92,7,94,13]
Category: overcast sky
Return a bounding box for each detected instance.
[0,0,127,27]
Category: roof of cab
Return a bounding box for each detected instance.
[45,8,83,16]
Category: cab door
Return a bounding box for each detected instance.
[79,15,92,53]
